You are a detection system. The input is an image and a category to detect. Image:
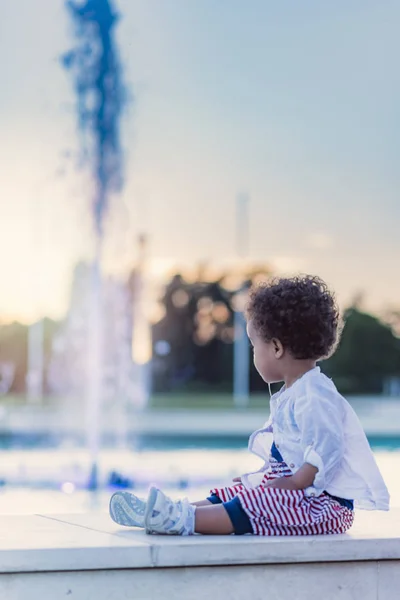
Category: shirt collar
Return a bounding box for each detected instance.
[271,366,320,403]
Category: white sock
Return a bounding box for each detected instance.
[181,504,196,536]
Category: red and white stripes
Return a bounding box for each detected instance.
[210,458,354,536]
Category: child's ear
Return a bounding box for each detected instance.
[272,338,284,359]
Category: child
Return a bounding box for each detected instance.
[109,275,389,536]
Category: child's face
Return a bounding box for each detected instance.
[247,320,283,384]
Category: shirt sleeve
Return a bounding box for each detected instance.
[294,393,345,492]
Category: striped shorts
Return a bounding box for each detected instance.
[209,460,354,536]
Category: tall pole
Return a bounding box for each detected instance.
[236,193,249,258]
[27,184,45,404]
[131,234,151,409]
[233,193,250,408]
[27,320,44,403]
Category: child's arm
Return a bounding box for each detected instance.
[264,463,318,491]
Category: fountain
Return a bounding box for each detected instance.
[62,0,128,489]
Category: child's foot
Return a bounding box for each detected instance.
[144,486,195,536]
[109,491,146,527]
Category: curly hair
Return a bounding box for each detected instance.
[246,275,341,360]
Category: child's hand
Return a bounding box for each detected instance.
[232,477,242,483]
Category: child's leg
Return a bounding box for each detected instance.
[194,504,234,534]
[195,495,252,535]
[145,496,234,533]
[144,488,251,536]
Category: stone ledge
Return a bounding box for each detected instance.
[0,510,398,573]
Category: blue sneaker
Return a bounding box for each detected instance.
[109,491,146,527]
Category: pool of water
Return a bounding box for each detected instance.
[0,445,398,514]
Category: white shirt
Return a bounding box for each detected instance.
[241,367,390,510]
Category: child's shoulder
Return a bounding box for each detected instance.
[291,369,346,411]
[290,367,338,396]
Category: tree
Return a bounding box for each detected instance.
[151,266,272,392]
[323,308,400,394]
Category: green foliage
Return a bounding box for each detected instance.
[323,308,400,394]
[1,278,399,398]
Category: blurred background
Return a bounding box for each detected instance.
[1,0,400,514]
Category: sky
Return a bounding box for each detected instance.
[1,0,400,322]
